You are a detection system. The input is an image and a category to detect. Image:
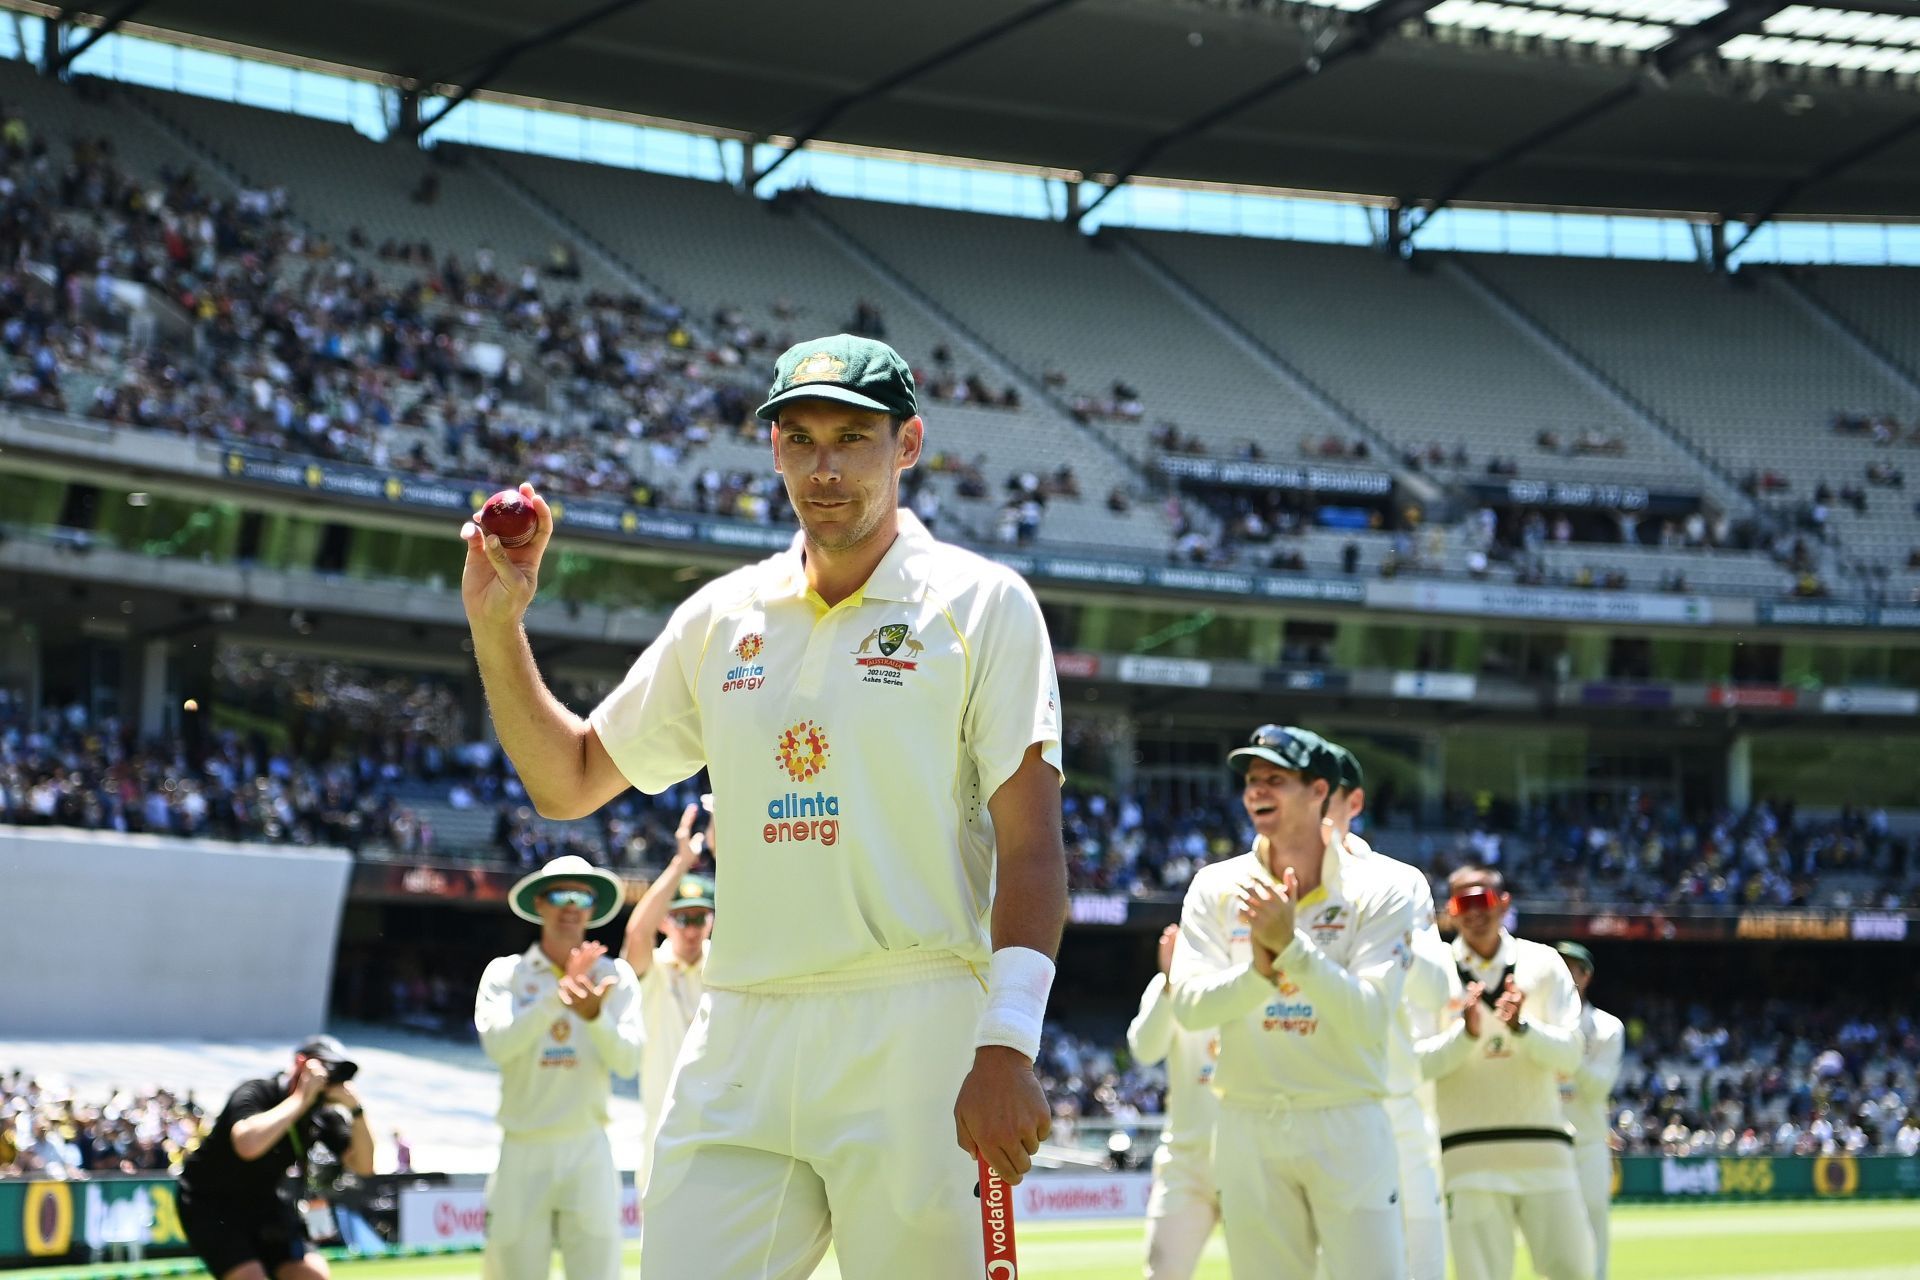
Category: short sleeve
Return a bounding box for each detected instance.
[589,595,710,794]
[222,1079,276,1125]
[963,574,1062,803]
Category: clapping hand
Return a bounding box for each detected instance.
[560,942,615,1020]
[1494,975,1526,1029]
[1461,981,1486,1038]
[1236,867,1299,956]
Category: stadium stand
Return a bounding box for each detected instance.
[1,1025,646,1175]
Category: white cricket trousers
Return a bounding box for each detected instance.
[481,1128,620,1280]
[642,958,987,1280]
[1213,1096,1406,1279]
[1447,1184,1596,1280]
[1574,1143,1613,1279]
[1142,1138,1218,1279]
[1387,1091,1447,1280]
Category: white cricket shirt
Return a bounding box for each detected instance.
[589,511,1062,991]
[639,937,707,1138]
[1340,831,1454,1098]
[1168,841,1416,1109]
[1562,1001,1625,1148]
[1126,972,1218,1150]
[1419,932,1585,1193]
[474,944,643,1140]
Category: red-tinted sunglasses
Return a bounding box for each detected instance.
[1448,887,1506,915]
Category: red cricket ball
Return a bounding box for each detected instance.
[479,490,538,549]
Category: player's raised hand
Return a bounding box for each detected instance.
[954,1046,1051,1187]
[1495,975,1526,1028]
[460,481,553,633]
[1461,981,1486,1038]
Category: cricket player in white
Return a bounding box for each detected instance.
[1170,725,1415,1279]
[1420,868,1595,1280]
[1556,942,1624,1279]
[1127,923,1219,1279]
[1317,734,1454,1280]
[473,855,643,1280]
[459,334,1065,1280]
[617,801,713,1194]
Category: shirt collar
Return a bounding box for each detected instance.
[523,942,562,976]
[1453,931,1514,972]
[757,509,935,605]
[1246,833,1345,899]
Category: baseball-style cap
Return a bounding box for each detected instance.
[1556,941,1596,974]
[1324,740,1365,793]
[669,874,715,913]
[756,334,919,422]
[296,1034,356,1070]
[1226,724,1339,784]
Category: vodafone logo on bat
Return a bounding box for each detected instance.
[988,1264,1016,1278]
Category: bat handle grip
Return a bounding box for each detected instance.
[977,1154,1019,1278]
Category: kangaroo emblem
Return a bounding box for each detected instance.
[853,629,879,655]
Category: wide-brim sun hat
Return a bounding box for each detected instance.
[510,854,625,928]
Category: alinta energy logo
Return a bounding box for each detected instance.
[723,632,767,694]
[767,721,840,845]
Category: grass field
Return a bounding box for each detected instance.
[19,1202,1920,1279]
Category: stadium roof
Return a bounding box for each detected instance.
[35,0,1920,217]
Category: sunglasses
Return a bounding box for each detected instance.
[669,911,712,928]
[542,888,597,910]
[1448,887,1505,916]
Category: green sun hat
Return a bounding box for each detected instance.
[509,854,625,927]
[669,874,715,913]
[1321,740,1365,793]
[756,334,919,422]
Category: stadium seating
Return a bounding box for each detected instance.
[1131,232,1693,486]
[1466,255,1920,582]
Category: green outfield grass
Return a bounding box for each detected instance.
[18,1202,1920,1279]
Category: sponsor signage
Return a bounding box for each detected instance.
[1155,455,1393,497]
[1578,682,1674,709]
[1372,580,1718,626]
[1053,651,1101,680]
[1734,913,1851,941]
[1465,479,1699,516]
[1012,1173,1154,1220]
[1707,685,1798,710]
[1390,671,1478,701]
[1068,893,1130,926]
[398,1186,641,1248]
[1115,655,1213,689]
[352,862,514,904]
[1851,913,1910,942]
[1820,687,1920,716]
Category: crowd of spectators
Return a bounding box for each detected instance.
[1036,1001,1920,1160]
[1520,796,1916,911]
[0,1072,205,1179]
[0,94,1036,540]
[1613,1002,1920,1158]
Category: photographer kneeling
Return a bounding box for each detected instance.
[178,1035,374,1280]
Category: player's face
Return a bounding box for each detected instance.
[667,908,711,959]
[1241,762,1320,840]
[1563,957,1592,997]
[1447,877,1506,946]
[772,402,923,554]
[536,880,594,932]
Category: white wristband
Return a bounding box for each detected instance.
[975,946,1056,1062]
